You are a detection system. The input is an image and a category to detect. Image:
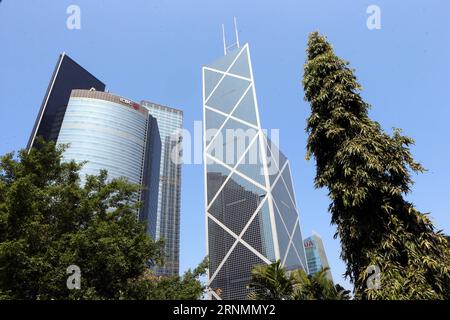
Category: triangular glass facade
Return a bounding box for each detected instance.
[202,43,308,300]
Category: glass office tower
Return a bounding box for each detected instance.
[28,53,105,150]
[304,233,333,282]
[202,43,308,300]
[56,89,161,234]
[141,101,183,276]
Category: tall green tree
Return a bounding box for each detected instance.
[302,32,450,299]
[291,267,350,300]
[0,139,167,299]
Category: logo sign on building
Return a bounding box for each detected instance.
[120,97,132,105]
[304,240,315,249]
[120,97,140,111]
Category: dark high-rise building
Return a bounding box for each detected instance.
[27,53,105,149]
[141,102,183,276]
[207,172,267,298]
[141,116,163,238]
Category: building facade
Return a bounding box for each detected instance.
[28,53,105,150]
[29,53,183,274]
[202,43,308,300]
[304,233,333,282]
[56,89,161,234]
[141,101,183,276]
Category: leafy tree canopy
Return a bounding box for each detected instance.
[248,260,350,300]
[123,257,208,300]
[0,139,205,300]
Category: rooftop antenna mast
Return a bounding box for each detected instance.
[234,16,240,48]
[222,17,240,55]
[222,24,227,56]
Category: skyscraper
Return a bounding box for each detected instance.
[28,53,105,149]
[202,42,308,300]
[28,53,187,252]
[141,101,183,276]
[304,233,333,282]
[56,89,161,235]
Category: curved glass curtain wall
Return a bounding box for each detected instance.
[57,93,147,186]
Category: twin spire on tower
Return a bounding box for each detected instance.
[222,17,240,55]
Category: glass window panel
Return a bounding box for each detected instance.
[209,171,265,236]
[205,75,251,115]
[261,137,280,185]
[208,46,243,73]
[284,245,303,271]
[210,242,265,300]
[281,163,297,207]
[273,203,290,261]
[241,199,276,262]
[235,135,266,186]
[231,88,258,125]
[208,218,236,277]
[266,137,287,185]
[204,69,224,98]
[228,48,251,78]
[205,108,227,132]
[206,117,257,167]
[271,175,298,234]
[206,158,232,205]
[291,226,308,270]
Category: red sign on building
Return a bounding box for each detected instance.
[304,240,315,249]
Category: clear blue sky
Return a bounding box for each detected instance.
[1,0,449,290]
